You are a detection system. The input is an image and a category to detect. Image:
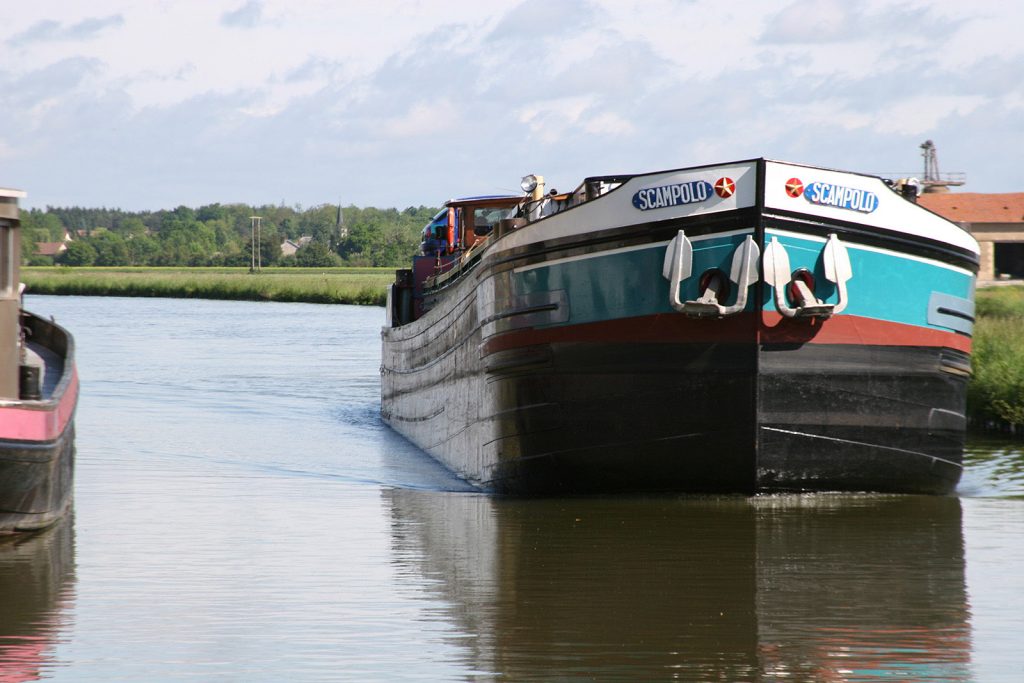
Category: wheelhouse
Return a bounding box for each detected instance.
[419,195,521,257]
[392,195,522,327]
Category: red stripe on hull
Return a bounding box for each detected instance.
[482,314,970,355]
[482,313,757,355]
[0,368,78,442]
[759,312,971,353]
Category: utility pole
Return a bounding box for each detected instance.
[249,216,263,272]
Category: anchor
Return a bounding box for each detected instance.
[663,230,760,317]
[762,233,852,318]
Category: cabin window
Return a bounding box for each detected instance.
[473,207,510,233]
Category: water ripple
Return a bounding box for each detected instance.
[958,437,1024,499]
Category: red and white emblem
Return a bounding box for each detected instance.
[713,177,735,198]
[785,177,804,198]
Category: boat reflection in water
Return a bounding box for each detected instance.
[0,515,75,681]
[386,492,969,681]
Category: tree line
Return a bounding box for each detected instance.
[20,202,439,268]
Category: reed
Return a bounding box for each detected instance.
[975,284,1024,319]
[21,266,394,306]
[969,286,1024,433]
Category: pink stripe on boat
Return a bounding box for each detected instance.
[0,368,78,442]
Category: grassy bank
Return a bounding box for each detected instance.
[21,266,394,306]
[970,286,1024,433]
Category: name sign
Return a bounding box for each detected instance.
[632,180,712,211]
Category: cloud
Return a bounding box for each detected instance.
[66,15,126,40]
[517,96,593,143]
[760,0,864,44]
[383,100,462,137]
[488,0,598,40]
[221,1,264,29]
[759,0,957,45]
[2,57,105,111]
[8,20,61,47]
[283,57,346,84]
[6,15,124,47]
[582,112,635,136]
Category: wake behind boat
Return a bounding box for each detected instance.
[0,189,77,533]
[381,159,978,495]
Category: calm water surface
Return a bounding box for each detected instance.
[1,295,1022,682]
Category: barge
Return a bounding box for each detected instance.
[381,160,977,494]
[0,189,77,532]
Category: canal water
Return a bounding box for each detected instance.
[3,295,1023,682]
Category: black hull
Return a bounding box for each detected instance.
[757,344,966,494]
[486,341,757,494]
[0,423,75,534]
[483,342,965,495]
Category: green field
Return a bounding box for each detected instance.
[21,266,395,306]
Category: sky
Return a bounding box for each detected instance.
[1,0,1022,211]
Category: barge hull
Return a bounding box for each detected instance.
[384,328,967,494]
[757,343,967,493]
[476,340,965,495]
[483,339,758,494]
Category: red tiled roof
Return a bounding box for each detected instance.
[35,242,67,256]
[918,192,1024,224]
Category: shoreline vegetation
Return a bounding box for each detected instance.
[970,285,1024,435]
[21,266,393,306]
[22,267,1024,435]
[21,204,437,270]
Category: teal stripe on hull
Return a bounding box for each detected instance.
[764,231,974,333]
[513,233,752,325]
[512,231,975,335]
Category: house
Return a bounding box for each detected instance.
[917,193,1024,281]
[35,242,68,257]
[280,235,313,257]
[34,227,73,259]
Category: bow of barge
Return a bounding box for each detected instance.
[381,160,978,495]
